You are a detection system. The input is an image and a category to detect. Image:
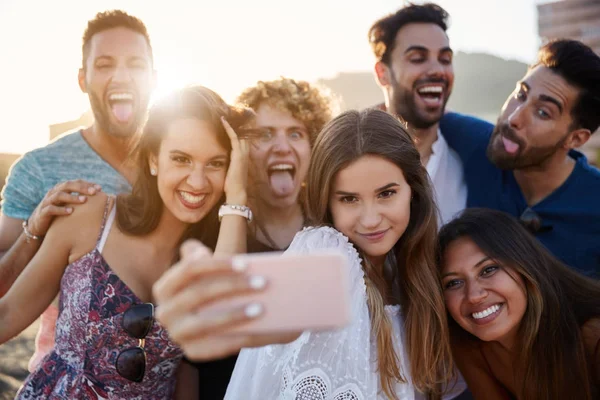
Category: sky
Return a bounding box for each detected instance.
[0,0,549,154]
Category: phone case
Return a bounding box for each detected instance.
[204,251,352,334]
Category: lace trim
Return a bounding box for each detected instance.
[281,367,364,400]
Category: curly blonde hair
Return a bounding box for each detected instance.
[236,77,335,144]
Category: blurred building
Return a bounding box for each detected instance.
[538,0,600,164]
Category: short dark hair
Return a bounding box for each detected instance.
[368,3,449,65]
[532,39,600,133]
[82,10,153,68]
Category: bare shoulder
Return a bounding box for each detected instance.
[47,193,113,252]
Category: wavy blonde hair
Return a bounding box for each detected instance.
[236,77,335,144]
[307,109,453,399]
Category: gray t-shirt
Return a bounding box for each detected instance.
[1,130,131,220]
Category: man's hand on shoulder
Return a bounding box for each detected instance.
[26,180,102,239]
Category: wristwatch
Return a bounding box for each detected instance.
[218,204,253,223]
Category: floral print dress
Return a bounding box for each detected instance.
[17,197,183,399]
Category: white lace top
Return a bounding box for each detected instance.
[225,226,465,400]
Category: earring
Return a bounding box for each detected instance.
[150,168,157,176]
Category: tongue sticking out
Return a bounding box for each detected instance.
[269,171,294,197]
[111,103,133,124]
[502,137,520,154]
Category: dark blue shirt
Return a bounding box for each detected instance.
[440,112,600,278]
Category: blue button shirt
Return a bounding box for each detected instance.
[440,112,600,278]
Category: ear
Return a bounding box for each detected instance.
[148,154,158,174]
[78,68,87,93]
[374,61,392,87]
[565,128,591,149]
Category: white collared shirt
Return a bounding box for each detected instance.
[426,130,467,225]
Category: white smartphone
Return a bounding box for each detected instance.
[204,250,352,334]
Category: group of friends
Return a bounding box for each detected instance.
[0,3,599,400]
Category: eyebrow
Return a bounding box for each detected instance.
[262,125,307,132]
[94,55,148,63]
[170,150,228,160]
[404,45,453,55]
[334,182,399,196]
[520,81,563,114]
[441,256,491,279]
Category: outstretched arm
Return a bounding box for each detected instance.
[0,209,77,344]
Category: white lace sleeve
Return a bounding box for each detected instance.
[225,227,379,400]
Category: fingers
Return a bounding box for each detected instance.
[180,239,212,259]
[221,117,239,148]
[51,179,101,197]
[157,272,266,323]
[153,240,242,304]
[162,301,263,344]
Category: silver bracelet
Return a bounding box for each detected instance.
[22,220,42,243]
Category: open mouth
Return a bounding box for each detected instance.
[416,84,444,108]
[471,303,503,322]
[268,163,296,197]
[107,92,135,124]
[501,135,520,154]
[178,190,207,209]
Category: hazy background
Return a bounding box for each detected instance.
[0,0,545,154]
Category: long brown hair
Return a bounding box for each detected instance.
[306,108,453,398]
[116,85,254,250]
[439,208,600,400]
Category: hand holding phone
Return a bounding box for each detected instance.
[203,251,352,334]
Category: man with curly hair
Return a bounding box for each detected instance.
[188,77,335,400]
[238,77,334,252]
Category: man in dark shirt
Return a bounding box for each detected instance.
[441,39,600,278]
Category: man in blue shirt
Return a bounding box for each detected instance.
[441,39,600,278]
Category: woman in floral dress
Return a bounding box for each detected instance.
[0,86,254,399]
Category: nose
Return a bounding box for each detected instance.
[425,59,447,80]
[507,102,526,131]
[111,63,133,83]
[186,166,209,191]
[466,280,488,304]
[359,203,382,230]
[272,132,292,154]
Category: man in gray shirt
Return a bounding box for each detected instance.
[0,9,156,371]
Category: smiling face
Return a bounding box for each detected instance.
[328,155,412,266]
[149,118,228,225]
[79,27,155,139]
[487,66,581,170]
[248,103,311,209]
[441,236,528,349]
[379,23,454,129]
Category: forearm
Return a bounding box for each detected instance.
[0,232,42,298]
[214,195,248,256]
[214,215,247,255]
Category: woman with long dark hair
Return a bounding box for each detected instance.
[439,208,600,400]
[0,86,254,399]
